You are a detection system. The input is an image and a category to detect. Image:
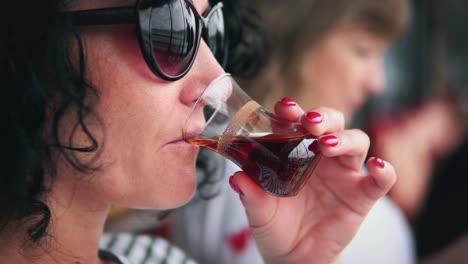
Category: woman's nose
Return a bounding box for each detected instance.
[179,41,226,106]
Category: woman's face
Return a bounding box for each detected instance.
[60,0,224,209]
[297,25,389,123]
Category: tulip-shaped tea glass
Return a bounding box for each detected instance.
[183,74,322,196]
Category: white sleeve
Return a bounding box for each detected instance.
[342,195,417,264]
[172,158,264,264]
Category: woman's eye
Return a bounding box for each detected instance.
[353,45,372,58]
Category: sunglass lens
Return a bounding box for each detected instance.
[204,8,225,66]
[150,0,198,76]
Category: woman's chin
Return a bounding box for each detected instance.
[158,177,198,210]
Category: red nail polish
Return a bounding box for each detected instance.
[320,135,339,147]
[305,112,323,124]
[229,176,244,195]
[280,97,297,106]
[374,157,385,168]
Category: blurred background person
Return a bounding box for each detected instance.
[171,0,414,263]
[367,0,468,262]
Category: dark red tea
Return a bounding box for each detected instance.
[188,132,320,196]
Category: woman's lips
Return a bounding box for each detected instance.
[168,139,186,144]
[166,138,199,154]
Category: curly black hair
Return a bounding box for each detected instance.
[219,0,268,79]
[2,0,100,245]
[1,0,265,246]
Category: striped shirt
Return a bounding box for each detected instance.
[99,233,197,264]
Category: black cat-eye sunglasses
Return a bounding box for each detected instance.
[70,0,226,81]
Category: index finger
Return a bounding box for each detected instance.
[273,97,305,122]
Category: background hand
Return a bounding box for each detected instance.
[368,97,463,221]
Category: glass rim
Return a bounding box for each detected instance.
[183,73,233,141]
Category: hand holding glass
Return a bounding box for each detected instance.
[184,74,321,196]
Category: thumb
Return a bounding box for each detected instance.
[230,171,279,227]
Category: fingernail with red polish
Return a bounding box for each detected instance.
[305,112,323,124]
[308,140,320,154]
[374,157,385,168]
[280,97,297,106]
[320,135,339,147]
[229,176,244,195]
